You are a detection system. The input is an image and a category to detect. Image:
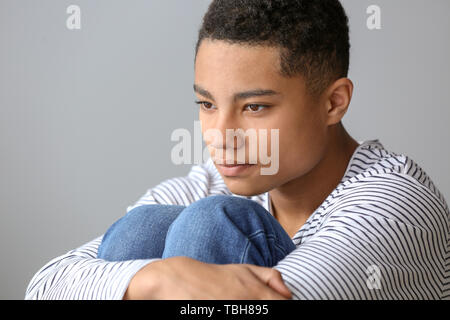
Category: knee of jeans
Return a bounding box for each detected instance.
[98,204,184,260]
[100,206,153,242]
[179,195,259,223]
[165,195,249,245]
[124,203,182,222]
[126,204,163,217]
[195,194,239,205]
[111,205,152,231]
[101,205,171,245]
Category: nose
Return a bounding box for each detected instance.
[202,111,245,150]
[209,131,245,151]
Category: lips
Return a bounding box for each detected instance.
[214,163,255,177]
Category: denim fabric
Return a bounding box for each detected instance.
[97,195,296,267]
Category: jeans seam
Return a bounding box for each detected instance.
[247,230,267,240]
[273,242,290,257]
[247,230,290,257]
[240,240,251,264]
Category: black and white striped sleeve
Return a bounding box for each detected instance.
[24,236,155,300]
[25,162,214,300]
[274,174,449,300]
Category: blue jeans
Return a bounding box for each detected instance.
[97,195,296,267]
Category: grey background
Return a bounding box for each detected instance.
[0,0,448,299]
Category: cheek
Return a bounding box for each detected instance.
[276,117,327,175]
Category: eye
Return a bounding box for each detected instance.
[195,101,216,111]
[245,104,268,113]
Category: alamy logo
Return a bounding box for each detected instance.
[171,121,280,176]
[66,5,81,30]
[367,5,382,30]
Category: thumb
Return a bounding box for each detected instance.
[246,265,292,299]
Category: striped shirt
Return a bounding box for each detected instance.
[25,139,450,300]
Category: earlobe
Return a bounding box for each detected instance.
[326,78,353,125]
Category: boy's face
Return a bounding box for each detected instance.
[194,39,330,196]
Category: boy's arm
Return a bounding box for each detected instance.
[25,161,214,300]
[273,188,448,300]
[25,236,156,299]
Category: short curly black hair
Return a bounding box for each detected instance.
[195,0,350,97]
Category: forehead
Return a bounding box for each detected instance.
[194,39,309,100]
[195,40,283,82]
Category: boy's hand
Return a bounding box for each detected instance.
[123,256,292,300]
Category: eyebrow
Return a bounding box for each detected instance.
[193,84,281,103]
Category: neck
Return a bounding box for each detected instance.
[269,123,359,237]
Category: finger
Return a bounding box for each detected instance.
[246,272,289,300]
[267,273,292,299]
[245,265,292,299]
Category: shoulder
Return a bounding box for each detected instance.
[327,140,449,227]
[330,140,449,233]
[350,140,445,199]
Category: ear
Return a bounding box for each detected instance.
[323,78,354,126]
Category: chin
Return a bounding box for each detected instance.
[223,177,273,197]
